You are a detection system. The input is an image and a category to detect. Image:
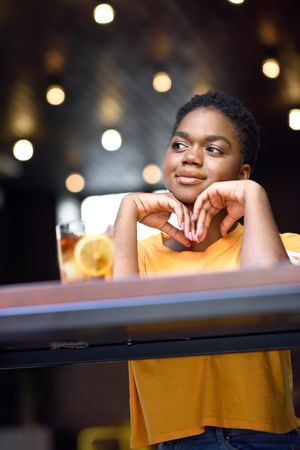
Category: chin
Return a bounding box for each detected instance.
[170,184,205,203]
[170,190,198,206]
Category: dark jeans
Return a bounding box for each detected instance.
[158,427,300,450]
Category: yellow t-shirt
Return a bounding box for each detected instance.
[129,224,300,448]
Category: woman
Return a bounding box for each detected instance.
[113,91,300,449]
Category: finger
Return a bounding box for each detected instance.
[193,185,225,221]
[220,214,236,237]
[195,207,207,242]
[195,201,220,242]
[198,203,217,241]
[172,201,192,240]
[183,207,193,241]
[191,211,197,241]
[171,202,187,233]
[192,195,208,241]
[200,208,215,241]
[192,193,207,222]
[161,222,191,247]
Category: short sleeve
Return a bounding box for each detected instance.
[281,232,300,265]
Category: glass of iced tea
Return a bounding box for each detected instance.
[56,220,114,283]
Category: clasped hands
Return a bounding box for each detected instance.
[130,180,257,247]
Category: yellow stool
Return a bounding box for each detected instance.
[77,424,151,450]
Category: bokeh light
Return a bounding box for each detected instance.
[152,72,172,93]
[46,85,66,105]
[65,173,85,193]
[289,109,300,130]
[143,164,162,184]
[101,129,122,151]
[262,58,280,79]
[93,4,115,24]
[13,139,34,161]
[44,49,66,74]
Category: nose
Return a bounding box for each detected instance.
[182,145,203,165]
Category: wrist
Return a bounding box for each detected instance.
[119,194,140,218]
[244,180,267,202]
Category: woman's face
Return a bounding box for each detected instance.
[163,107,250,205]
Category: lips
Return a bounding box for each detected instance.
[175,171,206,185]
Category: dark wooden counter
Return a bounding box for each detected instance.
[0,263,300,369]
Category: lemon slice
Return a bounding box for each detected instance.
[74,234,113,277]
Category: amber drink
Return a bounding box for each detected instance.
[56,220,113,283]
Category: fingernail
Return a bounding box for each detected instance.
[188,231,192,240]
[180,222,184,230]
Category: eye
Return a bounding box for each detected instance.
[171,141,188,151]
[206,145,223,155]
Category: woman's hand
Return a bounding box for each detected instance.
[113,192,193,278]
[129,192,193,247]
[192,180,253,241]
[192,179,289,267]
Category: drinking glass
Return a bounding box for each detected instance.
[56,220,113,283]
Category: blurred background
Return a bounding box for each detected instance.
[0,0,300,284]
[0,0,300,449]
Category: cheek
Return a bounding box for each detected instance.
[163,153,176,177]
[207,160,242,181]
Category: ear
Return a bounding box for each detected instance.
[238,163,251,180]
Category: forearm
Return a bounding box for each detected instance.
[240,181,289,267]
[113,195,140,278]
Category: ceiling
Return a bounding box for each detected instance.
[0,0,300,199]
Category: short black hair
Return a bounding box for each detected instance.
[172,91,260,169]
